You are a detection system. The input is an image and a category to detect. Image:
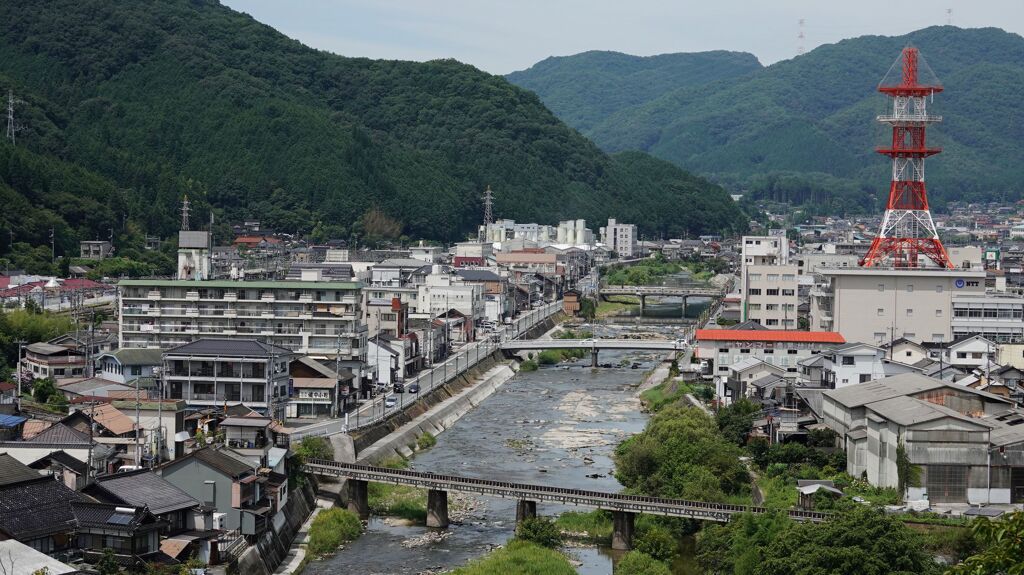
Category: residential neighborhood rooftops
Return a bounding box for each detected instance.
[0,476,87,540]
[0,453,42,486]
[824,372,1011,409]
[695,329,846,344]
[88,470,199,515]
[165,338,293,357]
[118,279,362,289]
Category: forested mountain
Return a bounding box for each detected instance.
[0,0,745,270]
[510,27,1024,214]
[506,50,761,135]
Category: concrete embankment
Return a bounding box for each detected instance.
[234,479,318,575]
[356,362,517,464]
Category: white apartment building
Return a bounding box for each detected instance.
[599,219,637,259]
[740,231,798,328]
[809,267,986,345]
[117,279,366,360]
[694,328,846,376]
[417,271,485,321]
[951,295,1024,343]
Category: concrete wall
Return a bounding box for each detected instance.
[235,479,317,575]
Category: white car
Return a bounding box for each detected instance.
[384,396,397,409]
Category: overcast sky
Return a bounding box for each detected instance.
[222,1,1024,75]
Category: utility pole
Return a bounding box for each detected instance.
[49,227,55,265]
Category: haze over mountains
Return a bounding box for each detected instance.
[508,26,1024,214]
[0,0,744,259]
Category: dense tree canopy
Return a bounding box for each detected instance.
[512,26,1024,210]
[0,0,745,263]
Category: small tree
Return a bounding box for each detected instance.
[515,517,563,548]
[948,511,1024,575]
[95,548,118,575]
[617,551,672,575]
[895,440,921,502]
[31,378,59,404]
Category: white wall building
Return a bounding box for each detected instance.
[599,219,637,259]
[740,231,797,328]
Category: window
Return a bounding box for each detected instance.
[906,308,913,317]
[766,304,778,311]
[765,319,779,326]
[906,285,914,293]
[782,289,795,296]
[957,352,967,359]
[906,351,913,357]
[766,289,779,296]
[932,334,944,342]
[748,289,762,295]
[782,274,796,282]
[788,349,798,355]
[748,273,762,281]
[859,374,872,383]
[874,332,886,342]
[877,308,884,316]
[719,348,729,353]
[130,366,142,376]
[936,285,944,293]
[878,284,885,292]
[740,349,751,354]
[842,356,855,365]
[748,304,761,310]
[764,349,774,354]
[767,274,779,281]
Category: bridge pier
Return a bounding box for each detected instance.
[347,479,369,520]
[591,349,599,367]
[639,294,645,315]
[681,295,687,318]
[426,489,449,528]
[611,511,636,550]
[515,499,537,523]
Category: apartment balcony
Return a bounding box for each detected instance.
[260,293,275,302]
[298,294,314,303]
[224,310,237,318]
[147,308,161,317]
[224,292,238,302]
[146,291,162,300]
[185,291,200,301]
[185,308,199,317]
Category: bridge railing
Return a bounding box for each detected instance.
[303,459,829,523]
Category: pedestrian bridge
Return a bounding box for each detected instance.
[600,285,722,298]
[501,339,687,351]
[303,459,828,548]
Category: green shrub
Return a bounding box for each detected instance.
[515,517,563,548]
[519,359,538,372]
[554,511,612,543]
[417,432,437,450]
[634,524,678,562]
[449,540,575,575]
[306,508,362,556]
[616,551,671,575]
[537,350,562,365]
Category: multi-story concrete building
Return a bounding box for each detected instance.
[79,240,113,260]
[694,328,845,377]
[162,339,293,419]
[740,231,798,328]
[117,279,366,360]
[599,219,637,259]
[951,294,1024,342]
[417,270,484,322]
[809,267,986,344]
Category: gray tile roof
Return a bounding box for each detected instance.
[166,338,292,358]
[28,450,89,477]
[28,422,92,445]
[90,470,199,515]
[455,269,502,282]
[0,477,86,540]
[105,348,164,366]
[190,446,255,478]
[0,453,42,486]
[71,501,156,531]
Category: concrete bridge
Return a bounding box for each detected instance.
[599,285,722,316]
[303,459,829,550]
[501,338,689,366]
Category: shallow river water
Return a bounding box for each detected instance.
[306,323,690,575]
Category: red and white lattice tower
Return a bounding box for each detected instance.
[861,47,953,269]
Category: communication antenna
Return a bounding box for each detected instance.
[797,19,806,56]
[482,185,494,225]
[180,195,191,231]
[946,8,952,25]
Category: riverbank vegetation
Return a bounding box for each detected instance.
[306,508,363,557]
[367,456,428,522]
[639,379,713,412]
[603,253,682,286]
[447,540,576,575]
[594,298,639,317]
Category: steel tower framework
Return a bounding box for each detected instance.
[861,47,952,269]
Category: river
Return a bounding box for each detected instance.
[306,323,692,575]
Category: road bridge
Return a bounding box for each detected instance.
[599,285,722,316]
[501,338,688,366]
[303,459,829,549]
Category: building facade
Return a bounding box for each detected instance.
[118,279,365,359]
[599,219,637,259]
[740,232,797,328]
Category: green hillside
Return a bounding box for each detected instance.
[513,27,1024,212]
[506,50,761,135]
[0,0,745,273]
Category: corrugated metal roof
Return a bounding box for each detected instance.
[867,395,987,428]
[695,329,845,344]
[824,372,1010,408]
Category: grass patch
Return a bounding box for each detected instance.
[640,380,692,412]
[416,432,437,450]
[367,455,427,521]
[555,510,612,543]
[757,475,798,510]
[306,508,362,556]
[519,359,538,372]
[595,299,638,318]
[448,540,576,575]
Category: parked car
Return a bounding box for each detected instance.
[384,396,397,409]
[408,383,421,394]
[393,382,405,393]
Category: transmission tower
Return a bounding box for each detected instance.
[946,8,952,25]
[6,90,21,145]
[482,185,494,225]
[861,47,952,269]
[797,19,805,56]
[181,195,191,231]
